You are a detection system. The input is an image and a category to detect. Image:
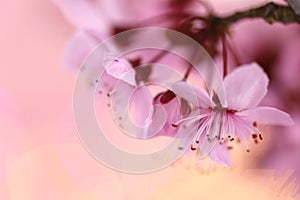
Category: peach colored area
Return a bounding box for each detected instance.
[0,0,299,199]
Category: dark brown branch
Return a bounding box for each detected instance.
[214,2,300,26]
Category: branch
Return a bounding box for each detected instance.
[214,2,300,26]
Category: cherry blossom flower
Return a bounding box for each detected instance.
[167,63,293,166]
[54,0,297,169]
[103,57,187,138]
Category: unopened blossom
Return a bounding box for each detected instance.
[167,63,293,166]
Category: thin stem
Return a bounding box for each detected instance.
[221,33,228,78]
[182,48,208,81]
[227,36,241,66]
[147,44,173,63]
[183,64,193,80]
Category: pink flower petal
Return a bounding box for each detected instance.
[153,91,182,137]
[106,58,136,86]
[106,59,132,79]
[207,143,232,167]
[129,85,154,127]
[111,82,167,138]
[145,104,168,138]
[111,82,148,136]
[167,81,213,108]
[224,63,269,110]
[52,0,110,33]
[237,107,294,126]
[229,114,251,142]
[53,0,171,35]
[64,29,102,69]
[98,71,118,95]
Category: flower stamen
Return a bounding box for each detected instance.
[172,113,211,127]
[191,146,197,151]
[253,121,257,127]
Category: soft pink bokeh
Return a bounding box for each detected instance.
[1,0,300,199]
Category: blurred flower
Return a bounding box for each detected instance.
[274,36,300,94]
[168,63,293,166]
[256,32,300,189]
[53,0,198,69]
[63,29,104,69]
[52,0,176,34]
[53,0,299,172]
[225,4,300,183]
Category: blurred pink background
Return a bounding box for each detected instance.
[1,0,300,199]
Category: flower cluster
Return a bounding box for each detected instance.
[106,60,293,166]
[54,0,296,167]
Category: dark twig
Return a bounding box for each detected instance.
[215,2,300,26]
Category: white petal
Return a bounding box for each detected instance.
[106,58,136,86]
[129,85,153,127]
[237,107,294,126]
[111,82,167,138]
[144,104,168,138]
[166,81,213,108]
[224,63,269,110]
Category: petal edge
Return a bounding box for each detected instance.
[224,63,269,110]
[237,106,294,126]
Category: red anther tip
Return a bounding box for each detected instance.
[172,124,178,128]
[253,121,257,127]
